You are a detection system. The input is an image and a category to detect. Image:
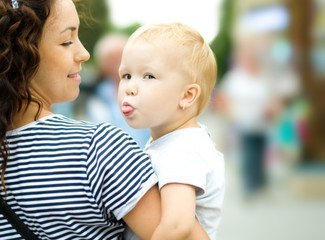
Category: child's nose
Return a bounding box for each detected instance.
[126,81,138,96]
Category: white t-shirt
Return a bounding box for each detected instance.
[124,126,225,239]
[221,68,273,133]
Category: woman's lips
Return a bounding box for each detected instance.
[121,102,134,116]
[68,73,81,83]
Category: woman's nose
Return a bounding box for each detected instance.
[76,39,90,63]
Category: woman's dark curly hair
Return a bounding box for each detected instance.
[0,0,54,193]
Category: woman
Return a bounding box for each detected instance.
[0,0,161,239]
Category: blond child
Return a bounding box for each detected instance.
[118,22,225,239]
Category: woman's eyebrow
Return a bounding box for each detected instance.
[60,26,77,34]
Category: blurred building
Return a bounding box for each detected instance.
[287,0,325,163]
[234,0,325,164]
[202,0,325,202]
[212,1,325,240]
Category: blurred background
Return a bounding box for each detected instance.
[53,0,325,239]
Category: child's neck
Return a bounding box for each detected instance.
[150,116,199,141]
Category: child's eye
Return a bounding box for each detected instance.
[61,41,73,46]
[123,74,131,80]
[144,74,155,79]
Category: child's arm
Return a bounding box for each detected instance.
[151,183,209,240]
[190,220,210,240]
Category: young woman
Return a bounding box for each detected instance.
[0,0,161,239]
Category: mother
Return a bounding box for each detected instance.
[0,0,161,239]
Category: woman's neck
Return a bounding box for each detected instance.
[10,102,53,130]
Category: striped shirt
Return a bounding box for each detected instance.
[0,114,158,240]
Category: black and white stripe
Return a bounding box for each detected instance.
[0,115,157,240]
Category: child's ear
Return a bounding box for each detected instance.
[179,83,201,110]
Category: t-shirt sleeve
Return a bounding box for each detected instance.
[153,145,209,196]
[87,124,158,220]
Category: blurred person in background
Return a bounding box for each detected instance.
[86,34,151,148]
[217,5,302,197]
[217,21,281,197]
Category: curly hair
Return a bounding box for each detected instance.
[0,0,54,193]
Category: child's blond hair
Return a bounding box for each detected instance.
[128,22,217,115]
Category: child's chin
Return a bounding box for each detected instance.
[129,123,147,130]
[125,121,137,129]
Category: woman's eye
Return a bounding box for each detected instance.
[61,41,73,46]
[123,74,131,79]
[144,74,155,79]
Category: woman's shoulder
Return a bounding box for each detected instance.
[9,114,123,139]
[38,114,116,130]
[43,114,129,138]
[43,114,99,128]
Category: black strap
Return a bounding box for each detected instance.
[0,195,40,240]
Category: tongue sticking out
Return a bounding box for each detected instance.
[121,105,133,113]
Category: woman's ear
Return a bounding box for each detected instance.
[179,84,201,110]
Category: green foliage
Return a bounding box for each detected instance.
[107,22,143,39]
[76,0,142,63]
[76,0,232,76]
[119,23,143,36]
[210,0,234,83]
[76,0,110,61]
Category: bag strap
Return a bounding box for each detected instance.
[0,195,40,240]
